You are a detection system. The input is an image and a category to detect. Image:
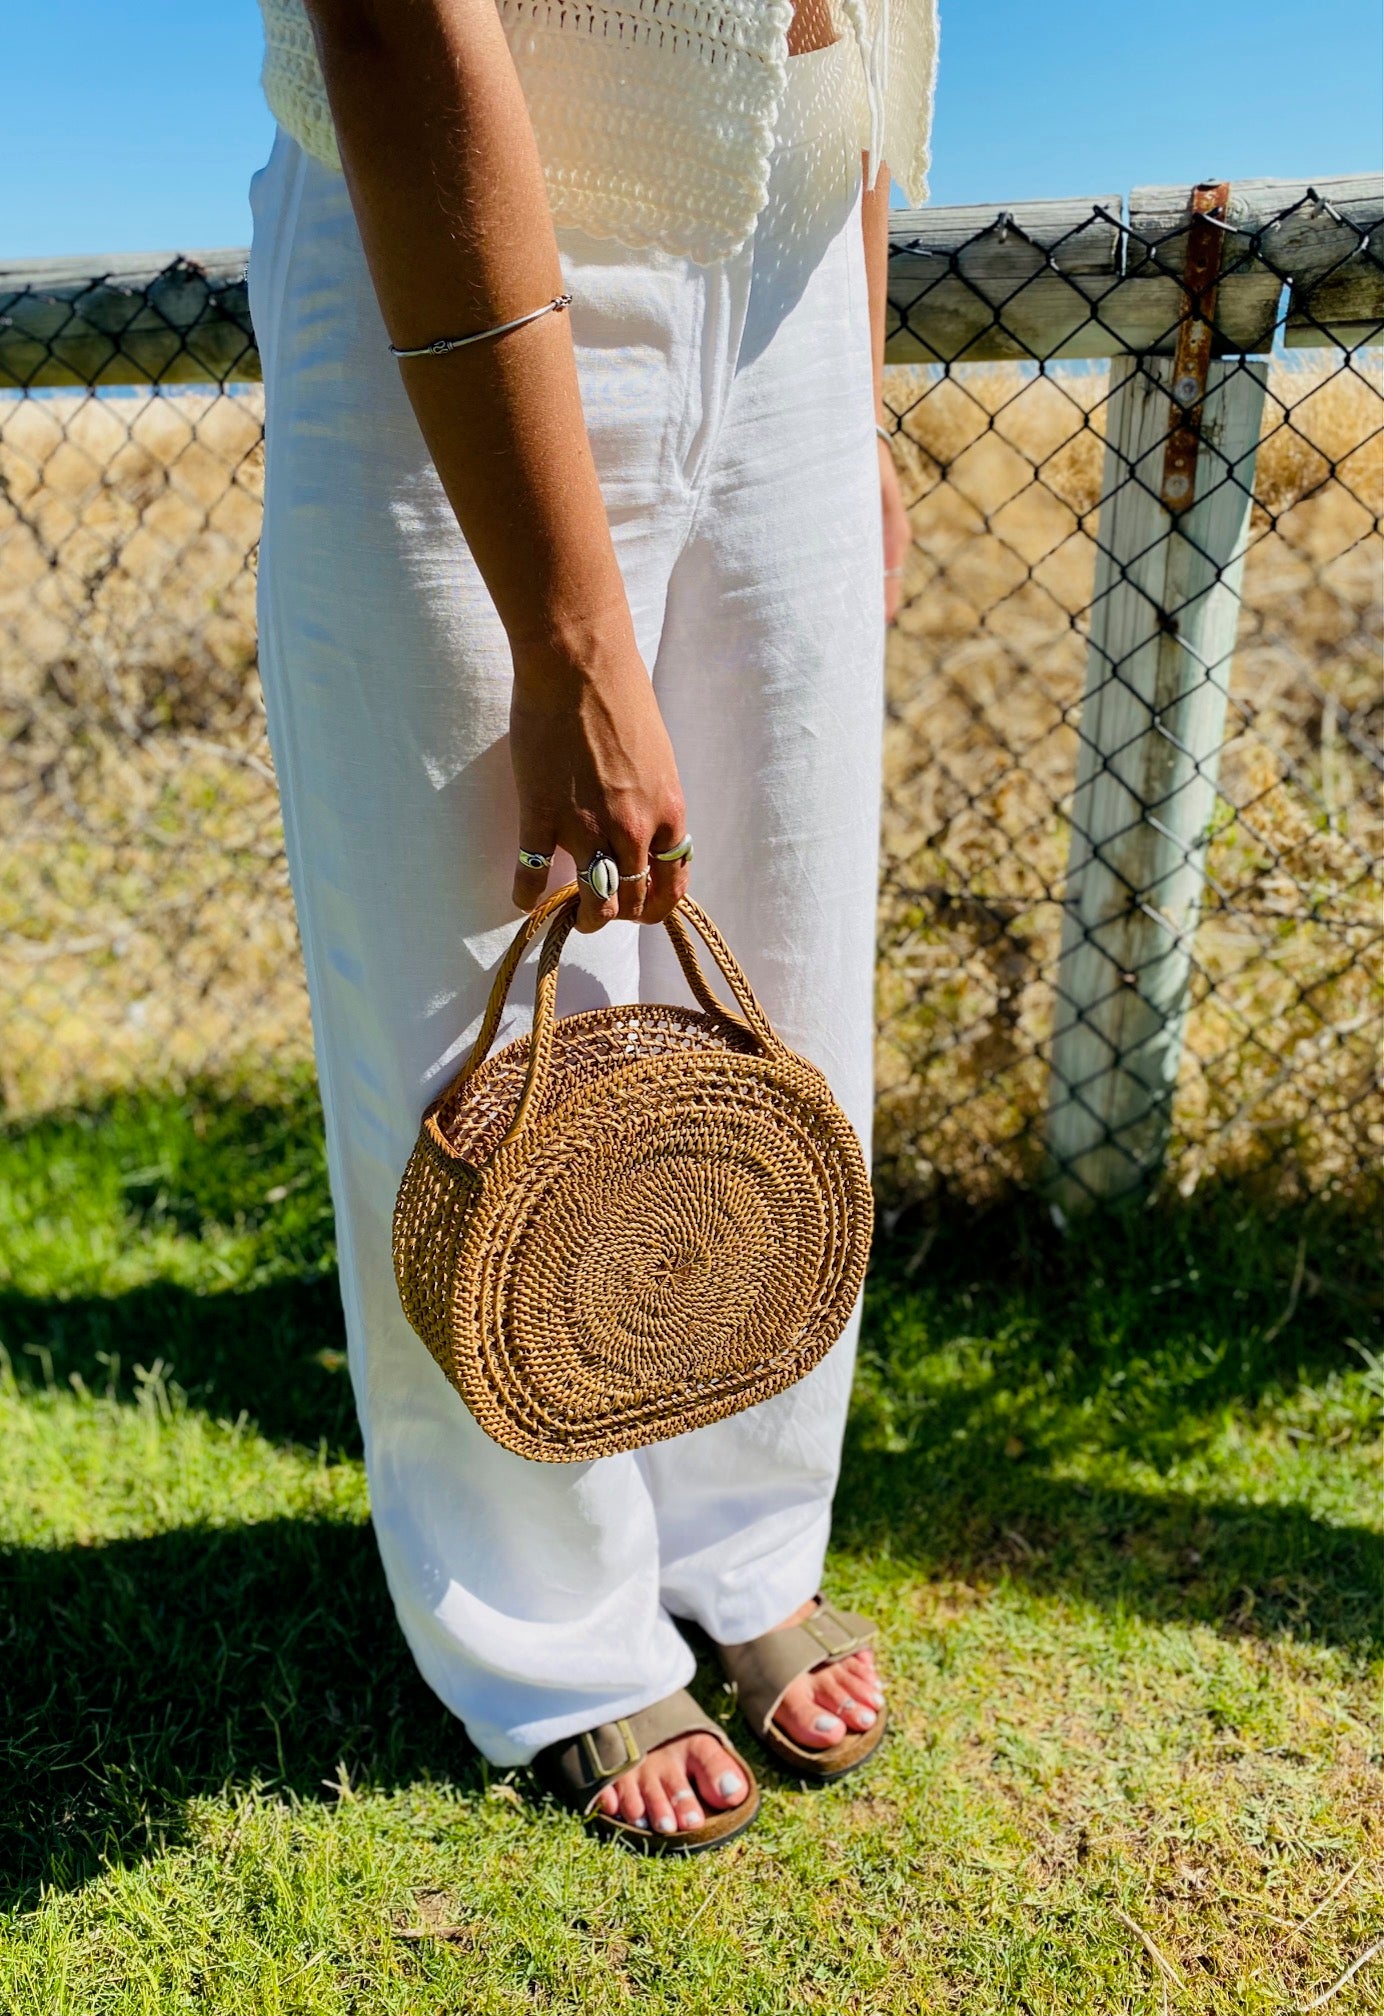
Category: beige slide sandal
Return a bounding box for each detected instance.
[531,1687,761,1853]
[716,1595,888,1784]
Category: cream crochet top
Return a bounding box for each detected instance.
[257,0,938,264]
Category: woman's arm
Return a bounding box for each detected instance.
[860,161,911,625]
[303,0,687,929]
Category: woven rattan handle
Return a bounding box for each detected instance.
[456,885,786,1156]
[662,896,779,1049]
[453,880,577,1094]
[422,882,577,1145]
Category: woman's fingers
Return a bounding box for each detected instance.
[643,856,688,926]
[510,737,687,936]
[517,822,688,931]
[612,828,651,924]
[642,819,691,926]
[572,848,619,933]
[511,828,557,913]
[572,823,668,931]
[879,433,911,627]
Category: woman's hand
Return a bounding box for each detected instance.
[509,641,689,933]
[879,433,911,627]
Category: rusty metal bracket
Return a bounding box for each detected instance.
[1160,181,1231,513]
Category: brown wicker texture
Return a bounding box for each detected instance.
[392,883,874,1462]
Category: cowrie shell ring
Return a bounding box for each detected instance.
[580,850,620,902]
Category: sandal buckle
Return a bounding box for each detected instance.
[579,1717,640,1783]
[802,1609,859,1657]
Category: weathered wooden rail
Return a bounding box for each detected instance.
[3,174,1380,1209]
[2,175,1378,390]
[887,174,1383,360]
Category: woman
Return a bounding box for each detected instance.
[248,0,937,1850]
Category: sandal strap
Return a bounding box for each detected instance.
[718,1597,876,1736]
[534,1688,743,1818]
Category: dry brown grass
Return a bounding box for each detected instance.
[1,357,1380,1204]
[875,352,1382,1204]
[0,389,296,1104]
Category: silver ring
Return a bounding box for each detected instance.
[517,847,554,871]
[618,866,650,883]
[580,850,620,902]
[653,835,693,866]
[670,1788,698,1805]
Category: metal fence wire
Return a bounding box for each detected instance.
[1,176,1381,1211]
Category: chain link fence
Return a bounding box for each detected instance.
[2,178,1381,1210]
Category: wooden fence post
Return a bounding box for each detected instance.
[1043,351,1268,1214]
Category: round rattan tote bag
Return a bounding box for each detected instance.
[392,882,873,1462]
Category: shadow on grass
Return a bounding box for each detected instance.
[3,1467,1378,1909]
[836,1187,1381,1658]
[0,1515,473,1911]
[1,1086,1380,1906]
[1,1277,360,1455]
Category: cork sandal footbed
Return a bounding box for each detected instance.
[756,1703,888,1783]
[587,1784,761,1852]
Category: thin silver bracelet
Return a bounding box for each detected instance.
[388,293,573,359]
[876,422,895,445]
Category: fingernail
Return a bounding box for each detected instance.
[656,1814,677,1834]
[718,1772,745,1799]
[813,1714,843,1734]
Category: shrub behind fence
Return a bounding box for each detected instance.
[1,177,1380,1209]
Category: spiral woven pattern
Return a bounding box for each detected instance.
[392,890,873,1462]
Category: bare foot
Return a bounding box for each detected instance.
[593,1728,751,1835]
[765,1596,886,1750]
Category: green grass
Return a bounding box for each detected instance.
[1,1079,1380,2014]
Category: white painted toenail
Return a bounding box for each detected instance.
[634,1817,651,1829]
[656,1814,677,1833]
[718,1773,744,1799]
[813,1714,842,1734]
[868,1689,886,1708]
[855,1707,877,1726]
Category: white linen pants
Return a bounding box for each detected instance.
[247,40,885,1767]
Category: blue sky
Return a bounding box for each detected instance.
[5,0,1381,258]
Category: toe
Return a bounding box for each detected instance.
[616,1771,647,1829]
[642,1772,682,1837]
[658,1759,704,1832]
[597,1785,620,1818]
[686,1734,749,1811]
[841,1650,886,1708]
[812,1667,878,1733]
[772,1674,847,1749]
